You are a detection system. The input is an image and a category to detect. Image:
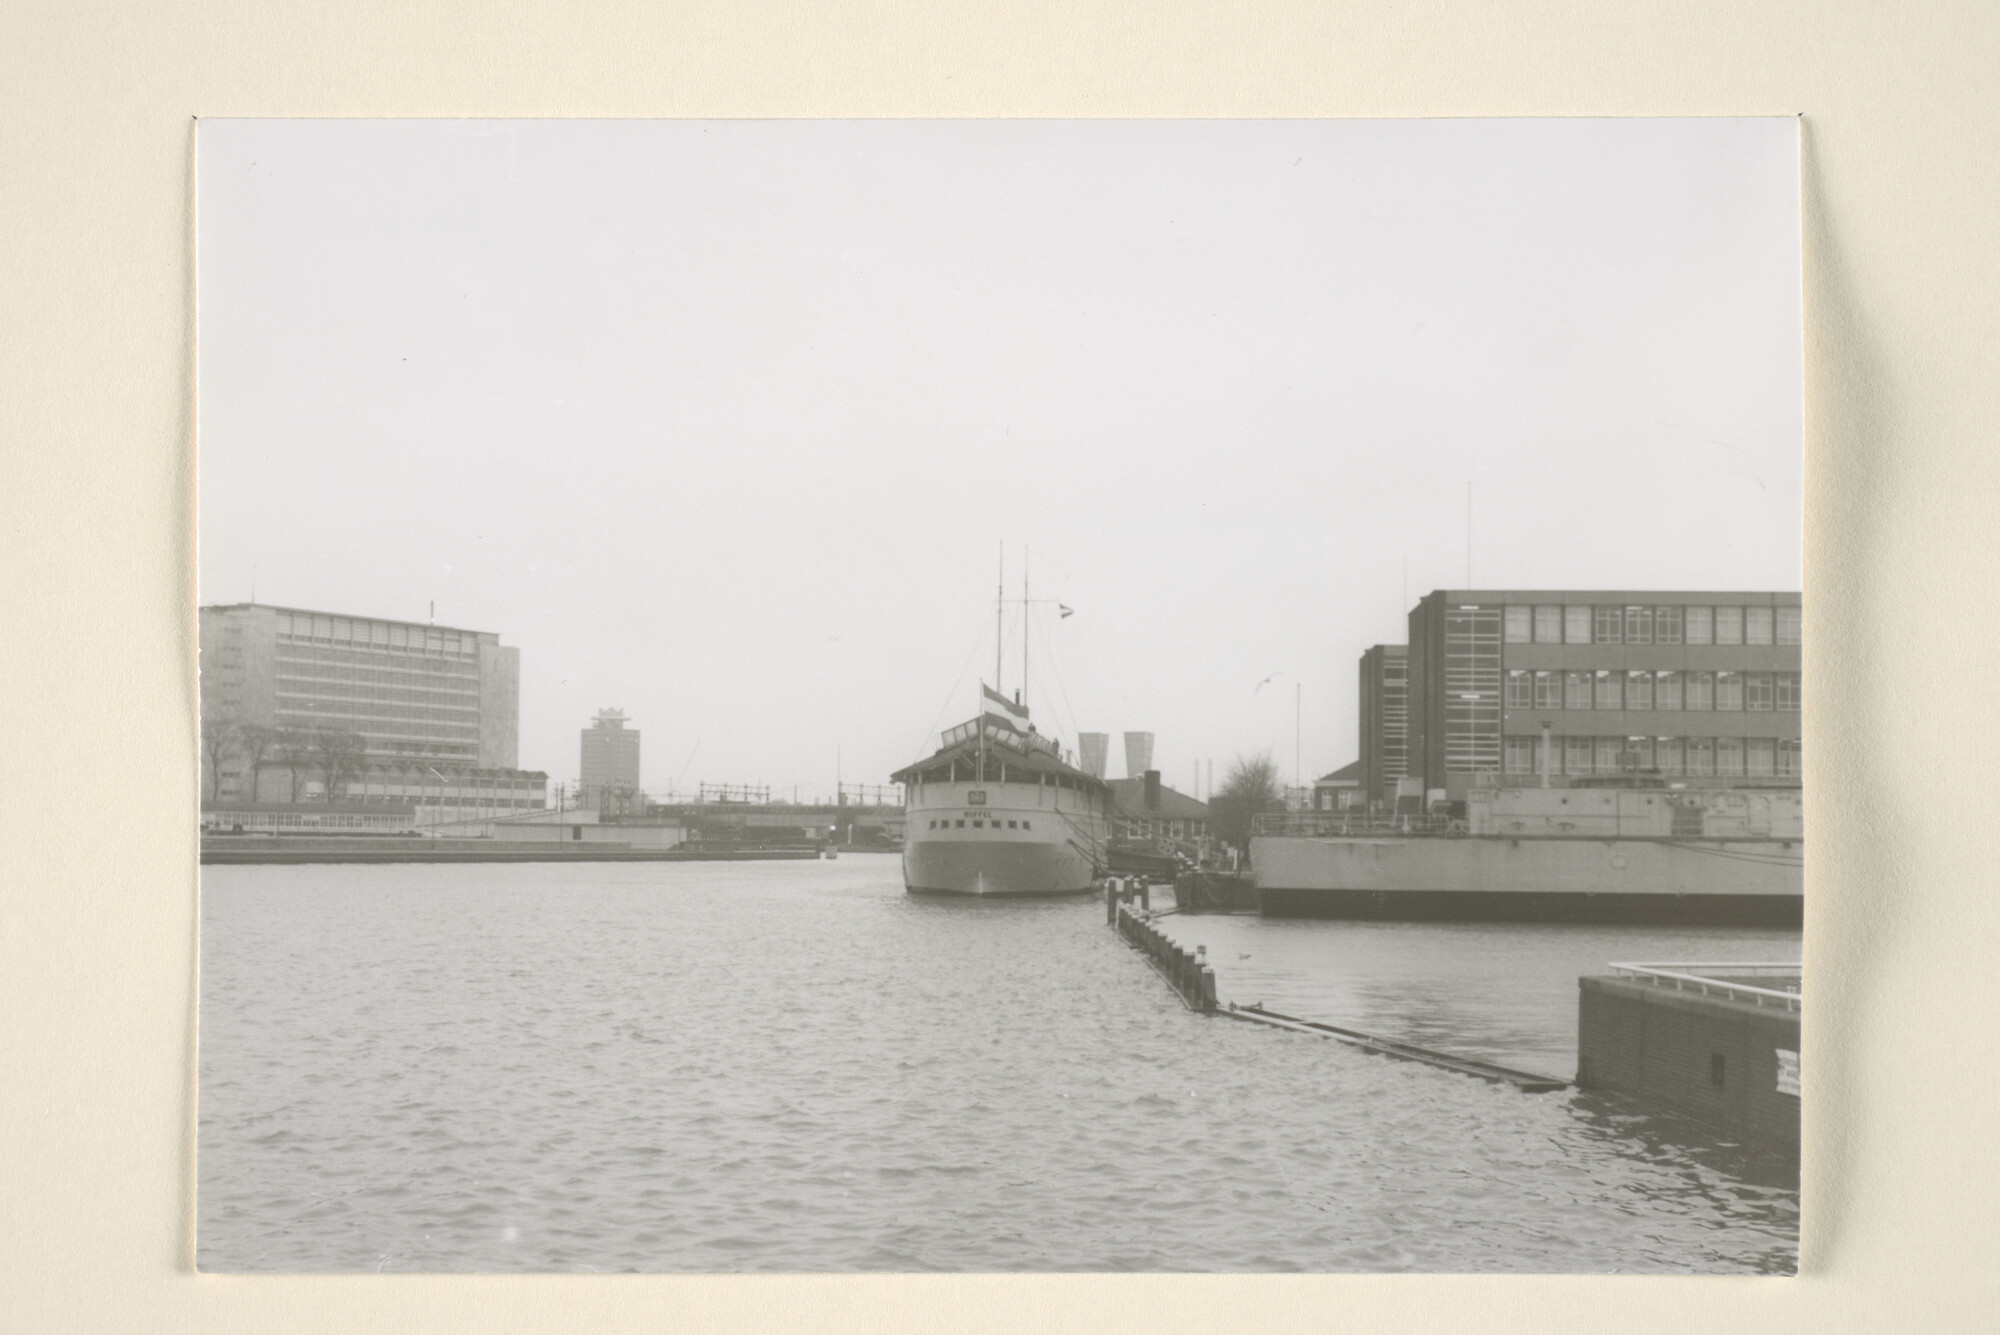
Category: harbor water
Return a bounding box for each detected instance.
[198,858,1799,1273]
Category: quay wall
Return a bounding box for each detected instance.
[1252,834,1802,925]
[1576,976,1800,1152]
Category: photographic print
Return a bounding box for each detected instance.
[195,118,1803,1273]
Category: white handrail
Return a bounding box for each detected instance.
[1607,962,1801,1010]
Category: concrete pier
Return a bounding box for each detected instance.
[1577,964,1800,1152]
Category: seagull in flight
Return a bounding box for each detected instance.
[1254,672,1281,693]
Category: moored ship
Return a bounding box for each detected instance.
[1250,782,1803,925]
[891,685,1110,896]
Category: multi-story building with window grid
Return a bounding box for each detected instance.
[1357,644,1409,806]
[1404,590,1802,800]
[198,602,545,817]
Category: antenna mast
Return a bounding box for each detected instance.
[1022,546,1029,712]
[994,540,1004,696]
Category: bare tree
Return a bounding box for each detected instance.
[199,711,239,804]
[236,725,282,804]
[276,730,314,802]
[308,729,369,803]
[1209,751,1284,849]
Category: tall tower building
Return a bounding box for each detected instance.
[1358,644,1410,806]
[580,708,643,815]
[1078,733,1110,779]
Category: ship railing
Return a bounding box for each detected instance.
[1251,811,1460,838]
[1607,962,1802,1011]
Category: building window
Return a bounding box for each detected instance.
[1746,673,1774,710]
[1715,671,1744,711]
[1747,738,1776,777]
[1535,670,1561,710]
[1595,736,1624,773]
[1655,606,1684,644]
[1656,670,1683,710]
[1626,671,1653,710]
[1777,674,1801,711]
[1776,605,1802,646]
[1687,671,1715,711]
[1715,606,1744,645]
[1745,606,1774,645]
[1505,670,1533,708]
[1593,606,1623,644]
[1624,606,1652,644]
[1505,606,1533,643]
[1564,671,1592,710]
[1564,736,1594,775]
[1594,671,1622,710]
[1535,605,1563,643]
[1504,736,1537,775]
[1626,736,1655,771]
[1686,606,1714,645]
[1565,605,1593,644]
[1777,739,1802,778]
[1717,737,1746,777]
[1656,737,1684,775]
[1687,738,1715,776]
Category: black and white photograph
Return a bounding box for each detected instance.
[194,117,1803,1273]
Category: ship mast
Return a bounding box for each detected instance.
[1022,546,1029,715]
[994,540,1004,698]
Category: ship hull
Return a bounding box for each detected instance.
[1249,834,1802,926]
[903,836,1100,896]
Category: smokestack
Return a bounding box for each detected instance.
[1078,733,1110,779]
[1123,731,1155,779]
[1144,769,1161,810]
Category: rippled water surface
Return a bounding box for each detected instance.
[199,858,1799,1272]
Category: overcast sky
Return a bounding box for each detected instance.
[196,118,1802,797]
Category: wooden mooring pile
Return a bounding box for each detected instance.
[1106,877,1217,1011]
[1101,875,1569,1093]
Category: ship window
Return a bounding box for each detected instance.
[956,820,965,828]
[1022,820,1031,830]
[972,820,983,828]
[1008,820,1018,828]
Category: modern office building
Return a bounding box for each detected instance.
[1403,590,1802,799]
[580,708,643,815]
[1357,644,1410,805]
[197,602,545,818]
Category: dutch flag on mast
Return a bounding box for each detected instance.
[981,682,1029,728]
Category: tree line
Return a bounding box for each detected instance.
[199,713,369,805]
